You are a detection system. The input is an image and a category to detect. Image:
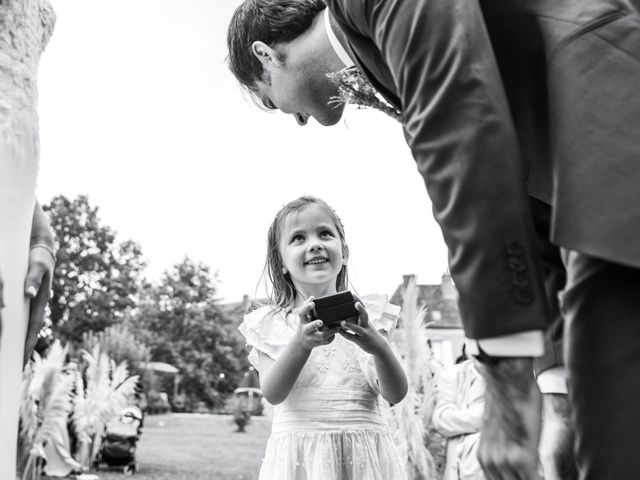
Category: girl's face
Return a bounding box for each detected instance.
[279,203,345,298]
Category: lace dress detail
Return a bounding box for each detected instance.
[0,0,56,156]
[239,296,407,480]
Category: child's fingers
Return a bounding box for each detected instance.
[316,326,338,340]
[295,298,316,322]
[318,333,336,345]
[340,321,364,336]
[303,320,323,334]
[354,301,369,328]
[337,328,361,344]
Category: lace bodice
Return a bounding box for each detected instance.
[294,333,377,390]
[0,0,56,151]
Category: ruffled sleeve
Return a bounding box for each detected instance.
[237,305,295,370]
[361,294,401,333]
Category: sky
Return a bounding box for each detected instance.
[36,0,449,303]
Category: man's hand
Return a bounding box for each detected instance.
[23,245,55,366]
[539,393,577,480]
[477,357,542,480]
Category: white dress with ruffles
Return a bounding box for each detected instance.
[239,295,408,480]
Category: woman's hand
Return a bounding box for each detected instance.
[338,300,387,355]
[293,297,339,352]
[23,244,55,366]
[23,202,56,366]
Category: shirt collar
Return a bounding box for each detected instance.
[324,8,354,68]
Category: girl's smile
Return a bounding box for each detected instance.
[279,204,345,297]
[304,255,329,265]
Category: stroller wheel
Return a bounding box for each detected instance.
[123,463,137,475]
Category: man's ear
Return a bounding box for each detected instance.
[251,41,282,69]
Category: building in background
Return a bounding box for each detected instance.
[390,273,464,366]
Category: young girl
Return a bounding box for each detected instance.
[239,195,408,480]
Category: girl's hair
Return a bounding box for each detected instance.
[264,195,349,310]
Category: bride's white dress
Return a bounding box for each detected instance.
[239,297,408,480]
[0,0,55,476]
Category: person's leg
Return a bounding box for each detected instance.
[529,199,577,480]
[539,393,577,480]
[562,250,640,479]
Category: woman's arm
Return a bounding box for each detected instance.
[23,201,56,365]
[30,201,55,249]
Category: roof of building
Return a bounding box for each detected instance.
[390,273,462,329]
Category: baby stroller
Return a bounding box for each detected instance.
[95,406,143,475]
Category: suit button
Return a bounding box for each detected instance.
[505,240,524,257]
[515,287,534,305]
[508,257,526,272]
[512,273,530,288]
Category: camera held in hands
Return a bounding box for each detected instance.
[311,291,359,329]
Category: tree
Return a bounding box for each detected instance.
[42,195,146,344]
[132,258,249,410]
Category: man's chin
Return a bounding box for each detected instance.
[315,106,344,126]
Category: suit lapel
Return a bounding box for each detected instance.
[329,15,402,111]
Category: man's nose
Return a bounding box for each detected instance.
[294,113,308,126]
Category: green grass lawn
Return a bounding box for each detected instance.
[92,413,270,480]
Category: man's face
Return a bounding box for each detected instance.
[253,56,345,126]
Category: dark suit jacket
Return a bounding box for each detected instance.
[324,0,640,340]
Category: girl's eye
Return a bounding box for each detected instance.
[291,234,304,242]
[320,230,334,238]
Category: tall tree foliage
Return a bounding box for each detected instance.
[133,258,249,409]
[43,195,146,344]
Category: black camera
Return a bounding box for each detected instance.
[311,291,359,328]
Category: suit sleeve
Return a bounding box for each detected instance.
[328,0,551,339]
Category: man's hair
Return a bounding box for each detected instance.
[227,0,325,90]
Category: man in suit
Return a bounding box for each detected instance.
[226,1,640,478]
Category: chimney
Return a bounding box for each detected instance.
[440,272,457,300]
[402,274,417,288]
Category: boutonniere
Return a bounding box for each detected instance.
[327,66,402,123]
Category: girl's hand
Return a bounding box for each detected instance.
[338,300,387,355]
[293,297,338,352]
